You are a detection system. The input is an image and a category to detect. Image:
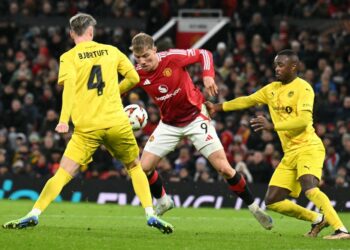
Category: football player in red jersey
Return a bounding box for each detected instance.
[119,33,273,230]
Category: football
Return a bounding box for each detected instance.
[124,104,148,130]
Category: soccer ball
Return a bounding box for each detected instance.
[124,104,148,130]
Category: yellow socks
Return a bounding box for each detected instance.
[267,188,346,232]
[128,163,153,208]
[305,187,344,230]
[267,199,318,222]
[33,167,73,212]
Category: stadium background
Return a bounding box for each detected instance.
[0,0,350,210]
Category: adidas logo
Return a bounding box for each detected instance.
[143,79,151,85]
[205,134,213,141]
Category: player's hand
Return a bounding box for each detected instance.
[250,115,274,132]
[204,101,224,118]
[203,76,218,97]
[55,122,69,133]
[204,101,216,117]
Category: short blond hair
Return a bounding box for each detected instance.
[69,13,96,36]
[130,33,154,54]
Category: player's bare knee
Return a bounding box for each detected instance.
[264,195,282,208]
[143,166,155,176]
[265,186,290,206]
[264,190,277,206]
[302,185,316,195]
[140,161,154,173]
[299,174,318,193]
[264,196,274,206]
[60,156,80,176]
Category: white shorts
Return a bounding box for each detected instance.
[144,105,223,158]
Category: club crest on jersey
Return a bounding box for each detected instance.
[288,91,294,97]
[163,68,172,77]
[158,85,168,94]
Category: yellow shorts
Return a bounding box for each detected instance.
[269,145,325,198]
[64,120,139,166]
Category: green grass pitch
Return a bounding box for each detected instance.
[1,200,350,250]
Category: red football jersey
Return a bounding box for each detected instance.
[136,49,215,127]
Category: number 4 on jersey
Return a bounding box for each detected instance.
[87,65,105,96]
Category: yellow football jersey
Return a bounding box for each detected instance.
[224,77,323,152]
[58,41,134,132]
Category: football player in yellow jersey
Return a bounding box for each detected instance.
[2,13,173,234]
[206,50,350,240]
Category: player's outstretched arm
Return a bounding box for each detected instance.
[206,95,259,118]
[119,69,140,95]
[250,110,312,132]
[272,110,312,131]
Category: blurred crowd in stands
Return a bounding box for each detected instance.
[0,0,350,189]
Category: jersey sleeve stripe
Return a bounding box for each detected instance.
[186,49,195,56]
[200,50,210,70]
